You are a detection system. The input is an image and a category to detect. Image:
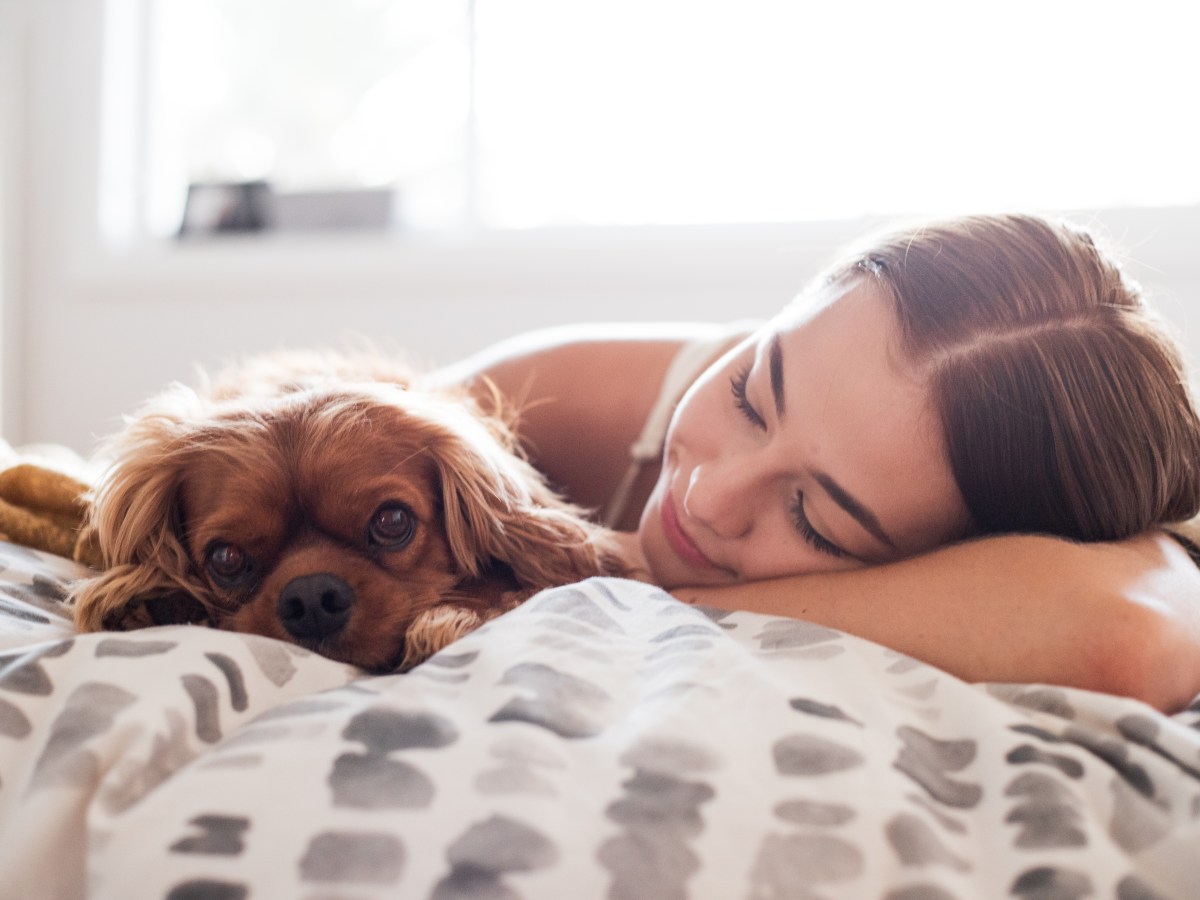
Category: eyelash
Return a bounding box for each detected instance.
[791,492,847,558]
[730,366,846,559]
[729,365,766,430]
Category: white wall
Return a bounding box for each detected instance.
[7,1,1200,457]
[0,0,27,441]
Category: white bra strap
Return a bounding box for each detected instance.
[602,337,734,527]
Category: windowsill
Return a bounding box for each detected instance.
[69,205,1200,307]
[72,218,878,302]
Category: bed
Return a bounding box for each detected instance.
[1,540,1199,899]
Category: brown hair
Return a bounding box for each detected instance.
[832,213,1200,542]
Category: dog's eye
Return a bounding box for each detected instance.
[368,503,416,549]
[206,542,251,584]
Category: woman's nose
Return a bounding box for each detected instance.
[683,462,755,539]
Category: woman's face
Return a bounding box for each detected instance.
[638,278,971,588]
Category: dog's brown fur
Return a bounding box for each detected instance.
[70,354,626,670]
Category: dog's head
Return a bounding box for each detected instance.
[71,371,620,670]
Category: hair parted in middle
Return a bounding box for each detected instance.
[824,213,1200,542]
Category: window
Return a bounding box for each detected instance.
[111,0,1200,239]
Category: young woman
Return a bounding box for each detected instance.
[439,214,1200,713]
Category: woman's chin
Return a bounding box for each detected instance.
[641,544,739,590]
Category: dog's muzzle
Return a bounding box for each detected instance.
[278,573,355,640]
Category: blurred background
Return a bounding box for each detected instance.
[2,0,1198,454]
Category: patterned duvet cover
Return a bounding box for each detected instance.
[1,540,1199,899]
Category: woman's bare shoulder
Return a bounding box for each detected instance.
[436,322,738,383]
[429,322,747,510]
[435,322,745,415]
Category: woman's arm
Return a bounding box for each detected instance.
[672,531,1200,713]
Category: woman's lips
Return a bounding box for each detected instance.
[661,493,723,572]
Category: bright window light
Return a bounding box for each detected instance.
[139,0,471,235]
[122,0,1200,236]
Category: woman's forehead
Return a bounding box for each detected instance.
[760,280,969,552]
[771,275,885,330]
[762,279,911,377]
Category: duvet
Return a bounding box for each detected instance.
[1,540,1199,899]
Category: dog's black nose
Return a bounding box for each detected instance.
[277,573,355,640]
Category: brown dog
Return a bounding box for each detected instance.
[70,353,627,670]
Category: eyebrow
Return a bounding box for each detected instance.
[813,471,898,550]
[769,334,785,417]
[771,334,897,552]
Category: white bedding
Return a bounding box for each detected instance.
[1,540,1199,899]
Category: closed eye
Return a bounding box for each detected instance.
[791,492,848,559]
[730,365,766,430]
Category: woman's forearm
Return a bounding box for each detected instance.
[669,531,1200,712]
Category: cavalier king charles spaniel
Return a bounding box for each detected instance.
[69,353,628,671]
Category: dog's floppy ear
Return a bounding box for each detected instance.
[71,386,214,631]
[431,417,624,591]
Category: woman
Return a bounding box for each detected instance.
[439,214,1200,712]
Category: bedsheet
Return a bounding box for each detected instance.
[1,540,1199,899]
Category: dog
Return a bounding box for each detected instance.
[70,352,628,671]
